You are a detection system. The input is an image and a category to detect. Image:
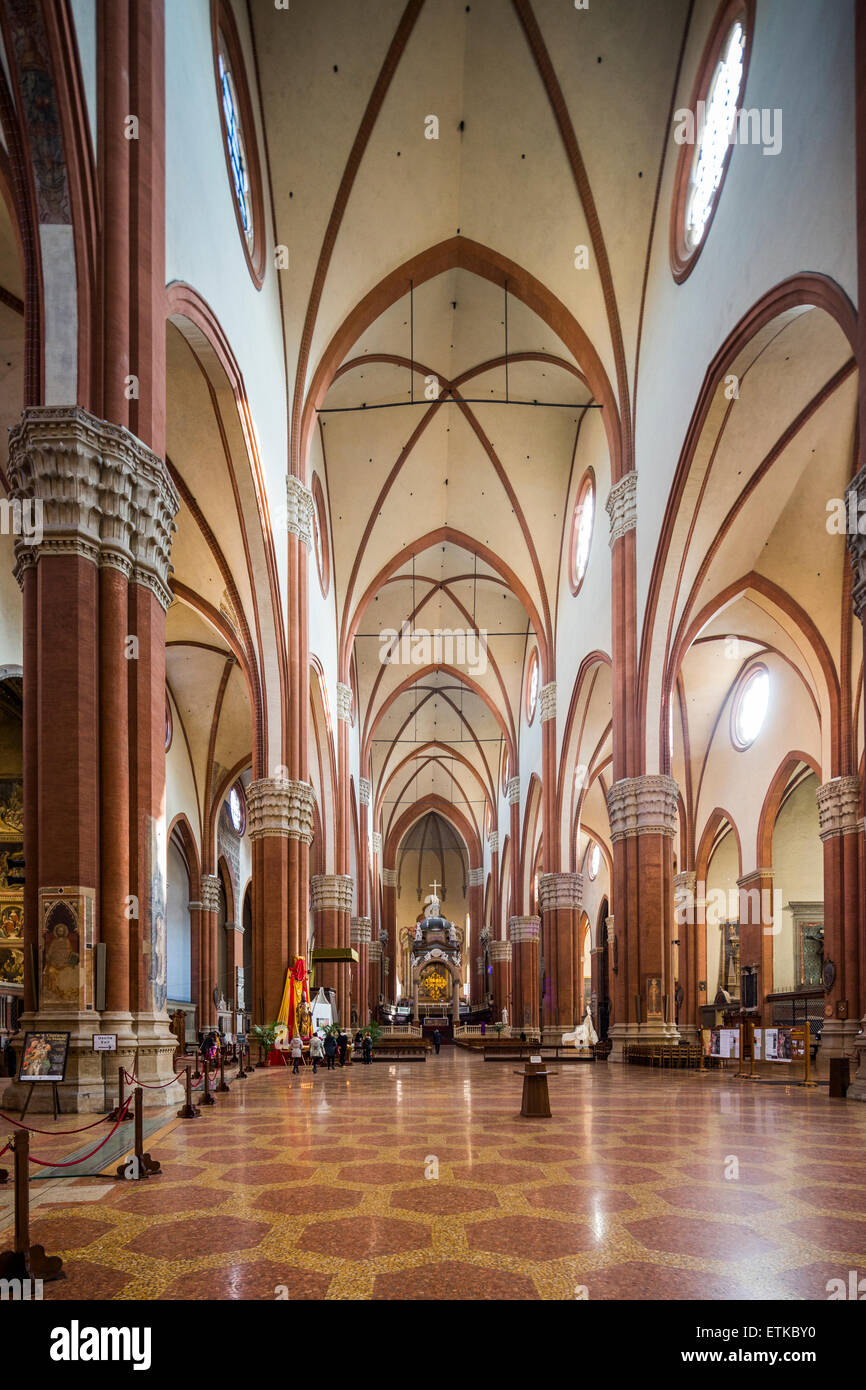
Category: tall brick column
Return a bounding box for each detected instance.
[6,407,180,1108]
[350,917,372,1023]
[509,916,540,1032]
[674,871,698,1041]
[311,874,354,1025]
[816,776,862,1069]
[467,866,484,1004]
[736,867,776,1023]
[247,776,313,1023]
[286,477,314,999]
[539,871,583,1041]
[489,938,511,1020]
[606,774,680,1059]
[368,935,383,1013]
[488,831,500,937]
[199,874,221,1029]
[382,867,398,1003]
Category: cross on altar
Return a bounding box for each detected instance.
[429,880,441,897]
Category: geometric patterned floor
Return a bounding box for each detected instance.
[3,1047,866,1300]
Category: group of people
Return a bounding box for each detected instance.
[288,1029,374,1074]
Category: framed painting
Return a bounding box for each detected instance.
[17,1030,70,1082]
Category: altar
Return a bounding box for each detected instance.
[407,886,463,1023]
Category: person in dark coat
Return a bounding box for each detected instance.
[362,1032,373,1064]
[324,1032,337,1069]
[338,1031,348,1066]
[433,1028,441,1055]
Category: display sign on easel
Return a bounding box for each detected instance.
[17,1031,70,1120]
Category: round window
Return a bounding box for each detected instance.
[731,665,769,750]
[569,471,595,594]
[229,784,246,834]
[588,842,601,880]
[526,648,539,725]
[670,2,752,281]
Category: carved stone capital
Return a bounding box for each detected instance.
[505,776,520,806]
[468,866,484,888]
[358,777,371,806]
[508,915,540,944]
[286,475,314,548]
[816,776,861,840]
[336,682,353,723]
[539,682,556,722]
[7,405,179,608]
[488,832,499,854]
[368,939,383,963]
[350,916,372,945]
[489,939,512,963]
[382,868,398,888]
[310,874,354,914]
[605,915,615,945]
[538,871,583,913]
[200,874,222,914]
[606,775,679,842]
[247,777,314,842]
[605,470,637,547]
[846,465,866,620]
[371,831,382,856]
[674,872,696,893]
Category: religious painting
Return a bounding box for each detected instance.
[645,975,663,1021]
[0,901,23,939]
[0,843,23,887]
[0,891,24,991]
[17,1030,70,1082]
[39,887,95,1011]
[0,780,23,839]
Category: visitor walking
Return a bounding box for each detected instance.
[362,1032,373,1065]
[309,1033,324,1074]
[338,1030,348,1066]
[324,1032,337,1069]
[433,1027,441,1055]
[290,1034,303,1074]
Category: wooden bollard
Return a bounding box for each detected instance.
[200,1057,216,1105]
[177,1065,201,1120]
[106,1064,126,1122]
[115,1087,161,1180]
[0,1130,64,1281]
[216,1051,231,1094]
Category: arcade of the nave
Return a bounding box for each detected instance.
[0,0,863,1312]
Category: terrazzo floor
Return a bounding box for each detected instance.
[2,1048,866,1300]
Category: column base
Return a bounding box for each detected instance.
[815,1018,861,1080]
[608,1020,680,1061]
[130,1012,185,1109]
[5,1011,107,1113]
[842,1020,866,1101]
[542,1025,572,1046]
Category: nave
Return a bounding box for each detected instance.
[3,1048,865,1303]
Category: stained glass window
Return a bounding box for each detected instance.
[218,44,253,246]
[685,22,746,251]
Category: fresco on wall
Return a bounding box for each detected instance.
[39,888,94,1010]
[0,780,23,840]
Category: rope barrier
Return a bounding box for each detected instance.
[0,1108,115,1136]
[26,1097,133,1169]
[122,1069,182,1090]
